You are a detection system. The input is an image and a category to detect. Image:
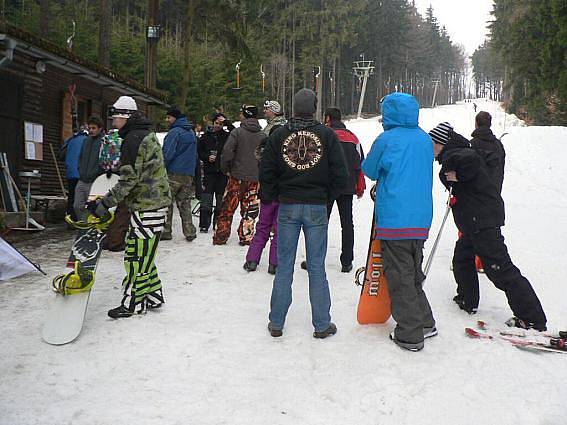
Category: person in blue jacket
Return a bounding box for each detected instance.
[362,92,436,352]
[59,126,88,221]
[161,107,197,241]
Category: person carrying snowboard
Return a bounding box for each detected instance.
[362,93,436,352]
[87,96,172,319]
[430,122,547,331]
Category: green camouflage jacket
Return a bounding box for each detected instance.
[103,115,171,212]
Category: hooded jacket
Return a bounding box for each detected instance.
[259,117,348,204]
[103,113,171,212]
[438,131,505,234]
[470,126,505,193]
[162,116,197,176]
[362,92,433,240]
[220,118,266,182]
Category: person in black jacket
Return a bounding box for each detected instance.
[324,107,365,272]
[260,88,348,338]
[197,113,234,232]
[430,122,547,331]
[470,111,505,193]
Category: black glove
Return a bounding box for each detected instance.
[86,198,109,218]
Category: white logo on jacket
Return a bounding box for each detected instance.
[282,130,323,171]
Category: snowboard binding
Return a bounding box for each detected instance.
[52,261,95,296]
[64,210,115,231]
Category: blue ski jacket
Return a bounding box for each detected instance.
[162,116,197,176]
[361,92,433,240]
[61,132,87,179]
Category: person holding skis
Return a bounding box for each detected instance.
[197,112,234,233]
[242,101,287,274]
[362,92,436,352]
[450,112,507,312]
[260,88,348,338]
[73,116,105,221]
[430,121,547,331]
[213,105,265,246]
[87,96,171,319]
[161,107,198,242]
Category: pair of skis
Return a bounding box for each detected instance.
[465,321,567,354]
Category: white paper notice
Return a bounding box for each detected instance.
[25,142,36,160]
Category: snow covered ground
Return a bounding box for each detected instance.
[1,100,566,425]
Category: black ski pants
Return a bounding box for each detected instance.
[199,172,228,231]
[453,227,547,327]
[327,194,354,267]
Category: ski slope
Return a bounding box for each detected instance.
[1,100,566,425]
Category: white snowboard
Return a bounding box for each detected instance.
[42,173,119,345]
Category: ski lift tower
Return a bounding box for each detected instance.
[353,54,374,119]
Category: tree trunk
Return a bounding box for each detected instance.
[39,0,49,36]
[98,0,111,67]
[178,0,196,109]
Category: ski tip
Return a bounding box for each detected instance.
[465,327,492,339]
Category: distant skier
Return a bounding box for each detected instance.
[473,102,477,112]
[87,96,171,319]
[161,107,198,242]
[430,121,547,331]
[362,93,436,352]
[260,88,348,338]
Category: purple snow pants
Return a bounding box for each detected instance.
[246,200,279,266]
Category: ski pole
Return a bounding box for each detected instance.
[423,187,453,277]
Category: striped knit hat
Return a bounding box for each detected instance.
[429,122,454,145]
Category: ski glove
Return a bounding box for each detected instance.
[86,198,110,218]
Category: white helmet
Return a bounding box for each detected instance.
[111,96,138,118]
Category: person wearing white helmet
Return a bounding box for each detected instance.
[87,95,172,319]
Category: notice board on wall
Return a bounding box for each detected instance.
[24,122,43,161]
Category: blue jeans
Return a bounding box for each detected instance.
[269,203,332,332]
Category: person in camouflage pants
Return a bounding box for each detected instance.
[88,96,171,319]
[162,108,198,241]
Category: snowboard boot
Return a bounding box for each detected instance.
[505,316,547,332]
[389,332,424,352]
[423,326,438,339]
[199,227,208,233]
[146,299,163,311]
[300,260,307,270]
[186,234,197,242]
[108,305,135,319]
[313,323,337,339]
[268,322,283,337]
[341,263,353,273]
[243,261,258,272]
[268,264,277,275]
[453,295,477,315]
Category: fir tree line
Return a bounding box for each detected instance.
[2,0,467,125]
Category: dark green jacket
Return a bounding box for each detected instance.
[78,133,104,183]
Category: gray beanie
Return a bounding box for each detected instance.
[293,89,317,116]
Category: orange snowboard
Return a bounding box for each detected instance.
[355,222,391,324]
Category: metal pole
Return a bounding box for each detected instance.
[357,70,369,119]
[423,188,453,278]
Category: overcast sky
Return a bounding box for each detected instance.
[413,0,495,56]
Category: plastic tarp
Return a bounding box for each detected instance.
[0,236,41,280]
